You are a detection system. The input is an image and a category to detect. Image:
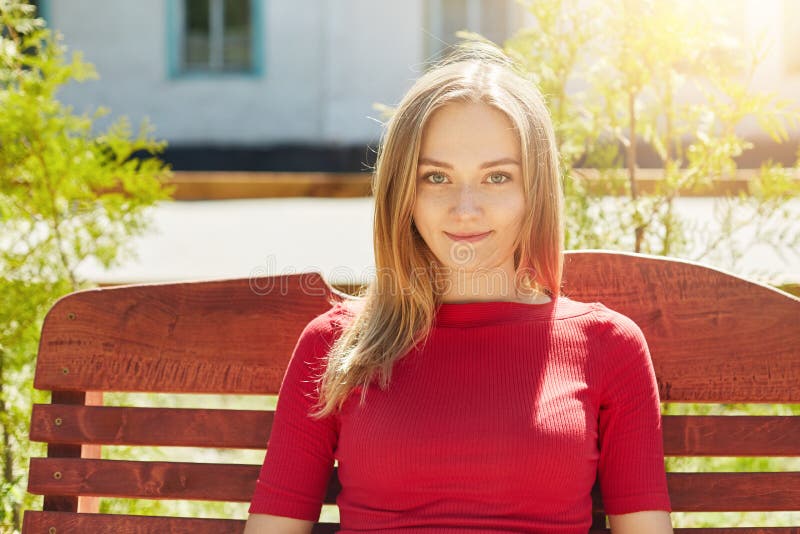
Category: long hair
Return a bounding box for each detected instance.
[308,40,564,420]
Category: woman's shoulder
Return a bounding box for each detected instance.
[556,299,654,385]
[557,296,646,340]
[300,297,364,338]
[289,298,363,367]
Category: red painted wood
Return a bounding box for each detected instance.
[30,404,272,449]
[562,251,800,403]
[29,458,259,502]
[21,510,247,534]
[41,391,103,514]
[34,256,800,401]
[34,273,343,394]
[661,415,800,456]
[665,472,800,511]
[589,473,800,513]
[30,406,800,457]
[28,457,800,512]
[20,511,800,534]
[23,253,800,532]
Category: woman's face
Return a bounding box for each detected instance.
[412,101,527,291]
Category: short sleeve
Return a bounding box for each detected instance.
[596,309,672,515]
[248,312,340,520]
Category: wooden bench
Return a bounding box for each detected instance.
[22,250,800,533]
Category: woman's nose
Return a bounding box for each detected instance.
[451,185,482,217]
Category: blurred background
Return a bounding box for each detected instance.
[2,0,799,532]
[23,0,800,289]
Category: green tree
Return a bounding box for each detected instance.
[499,0,800,281]
[0,1,173,530]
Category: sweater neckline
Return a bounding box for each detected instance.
[434,296,561,327]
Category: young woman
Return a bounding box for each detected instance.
[244,42,673,534]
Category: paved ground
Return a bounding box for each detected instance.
[75,197,800,288]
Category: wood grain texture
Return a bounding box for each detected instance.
[29,458,259,501]
[562,251,800,402]
[34,253,800,400]
[590,472,800,512]
[665,472,800,511]
[30,404,272,449]
[42,391,102,514]
[22,510,249,534]
[34,273,344,393]
[24,252,800,531]
[22,511,800,533]
[661,415,800,456]
[30,406,800,457]
[28,457,800,512]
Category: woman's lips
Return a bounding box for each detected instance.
[444,231,492,242]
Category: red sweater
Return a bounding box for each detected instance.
[249,296,672,532]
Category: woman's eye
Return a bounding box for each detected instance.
[421,172,510,185]
[425,173,447,184]
[488,173,510,184]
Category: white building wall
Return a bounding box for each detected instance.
[320,0,425,144]
[50,0,424,145]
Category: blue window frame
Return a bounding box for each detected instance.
[167,0,264,78]
[30,0,50,21]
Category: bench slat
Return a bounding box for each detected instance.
[662,415,800,456]
[31,405,800,457]
[34,273,339,394]
[30,404,272,449]
[28,458,800,512]
[22,510,248,534]
[667,472,800,511]
[21,511,800,534]
[33,255,800,402]
[28,458,259,502]
[22,511,340,534]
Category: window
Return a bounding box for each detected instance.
[28,0,48,20]
[170,0,261,76]
[424,0,521,64]
[784,0,800,75]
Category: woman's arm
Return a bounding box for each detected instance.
[608,510,673,533]
[243,513,314,534]
[595,310,673,522]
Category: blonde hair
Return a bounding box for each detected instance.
[309,40,564,419]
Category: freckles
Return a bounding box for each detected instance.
[491,194,525,214]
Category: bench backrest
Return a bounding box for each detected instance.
[23,251,800,533]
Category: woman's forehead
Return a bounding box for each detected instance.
[418,103,521,165]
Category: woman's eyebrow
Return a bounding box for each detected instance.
[417,157,520,169]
